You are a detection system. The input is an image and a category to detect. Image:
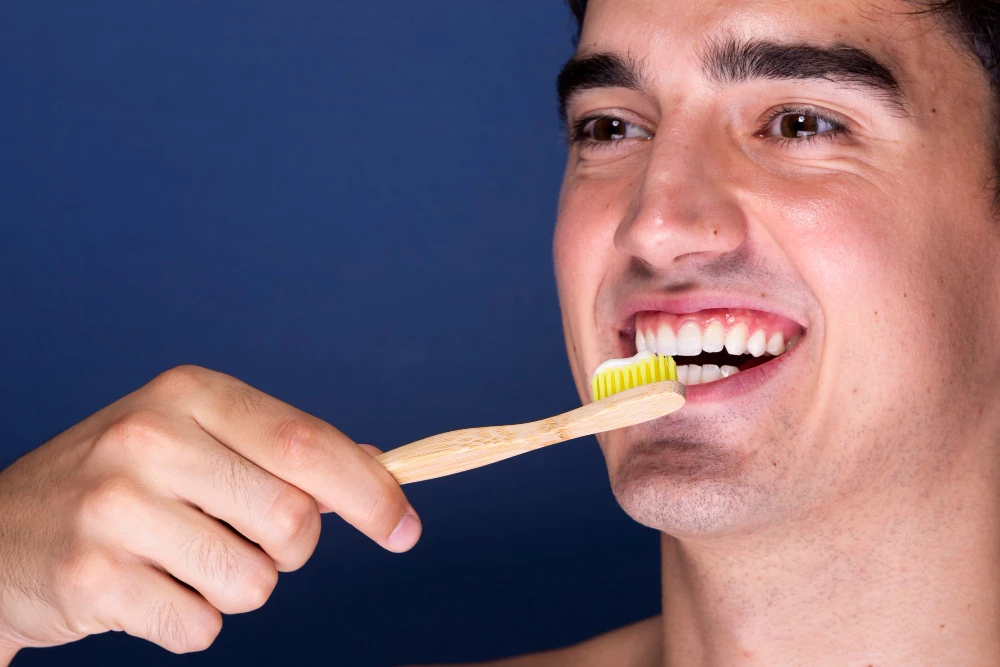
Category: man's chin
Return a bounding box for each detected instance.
[603,431,778,538]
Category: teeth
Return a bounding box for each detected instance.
[746,329,766,357]
[702,321,725,353]
[766,332,785,356]
[676,363,737,386]
[676,322,702,356]
[701,364,721,383]
[724,323,748,355]
[631,316,803,382]
[656,325,678,356]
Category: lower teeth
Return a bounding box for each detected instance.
[677,364,740,385]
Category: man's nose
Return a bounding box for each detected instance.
[614,133,746,269]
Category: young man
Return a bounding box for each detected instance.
[1,0,997,664]
[477,0,1000,663]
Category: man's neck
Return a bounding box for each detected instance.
[658,459,1000,665]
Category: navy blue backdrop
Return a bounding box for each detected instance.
[0,2,661,665]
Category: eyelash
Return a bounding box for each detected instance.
[568,106,850,151]
[756,105,850,148]
[568,114,649,148]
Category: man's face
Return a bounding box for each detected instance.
[554,0,1000,536]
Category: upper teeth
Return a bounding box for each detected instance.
[637,321,797,357]
[635,316,802,386]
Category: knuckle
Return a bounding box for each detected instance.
[267,488,319,550]
[95,410,169,459]
[147,600,220,653]
[272,417,324,474]
[76,477,143,529]
[235,560,278,612]
[148,364,210,399]
[54,549,114,609]
[183,612,222,653]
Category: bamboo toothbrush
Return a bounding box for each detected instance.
[376,351,684,484]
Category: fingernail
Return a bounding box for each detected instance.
[388,512,421,552]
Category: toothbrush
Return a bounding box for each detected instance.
[376,351,684,484]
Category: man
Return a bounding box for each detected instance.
[1,0,997,664]
[480,0,1000,663]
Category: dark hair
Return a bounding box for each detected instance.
[565,0,998,83]
[564,0,1000,196]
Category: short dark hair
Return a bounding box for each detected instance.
[565,0,998,84]
[564,0,1000,197]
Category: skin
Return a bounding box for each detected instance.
[0,366,422,661]
[477,0,1000,664]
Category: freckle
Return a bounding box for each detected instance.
[713,229,718,235]
[903,292,907,297]
[874,310,878,315]
[772,461,777,466]
[931,108,937,113]
[760,292,766,297]
[940,623,945,629]
[853,387,859,394]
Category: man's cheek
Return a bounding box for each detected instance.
[554,180,623,313]
[555,177,627,267]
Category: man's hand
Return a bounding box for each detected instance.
[0,365,420,657]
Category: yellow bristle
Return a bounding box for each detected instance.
[590,353,678,402]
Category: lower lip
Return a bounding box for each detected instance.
[681,342,799,403]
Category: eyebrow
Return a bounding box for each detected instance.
[701,38,906,112]
[556,52,646,121]
[556,38,907,120]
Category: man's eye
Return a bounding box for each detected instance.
[573,116,652,143]
[763,111,842,139]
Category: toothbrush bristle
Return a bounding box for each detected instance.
[591,354,678,401]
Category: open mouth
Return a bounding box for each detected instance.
[623,309,805,386]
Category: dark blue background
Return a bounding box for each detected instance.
[0,2,661,665]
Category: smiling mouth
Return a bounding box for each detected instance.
[622,309,806,386]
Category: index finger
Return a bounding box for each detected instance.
[150,366,421,553]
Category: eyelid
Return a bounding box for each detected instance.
[567,108,655,144]
[755,104,851,138]
[570,117,652,145]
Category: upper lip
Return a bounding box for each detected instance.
[616,290,810,336]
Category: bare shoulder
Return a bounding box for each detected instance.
[410,615,662,667]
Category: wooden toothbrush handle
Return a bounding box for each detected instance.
[375,381,685,485]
